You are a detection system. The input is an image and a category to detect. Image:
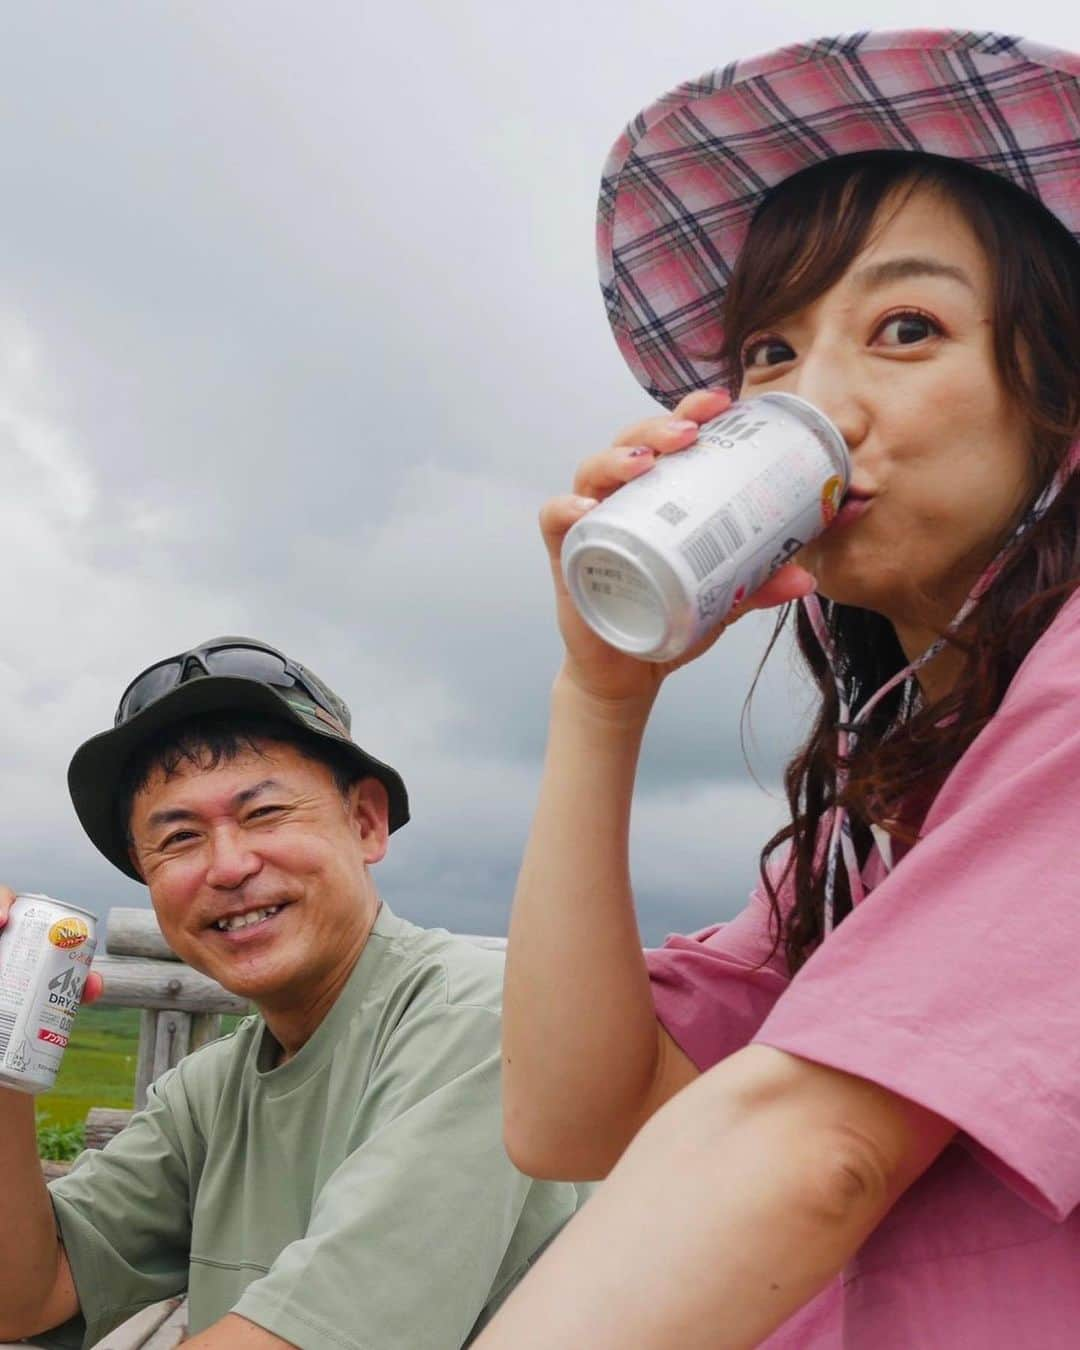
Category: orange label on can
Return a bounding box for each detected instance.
[48,917,90,950]
[821,475,843,527]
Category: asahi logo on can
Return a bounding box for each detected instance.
[48,917,91,950]
[562,393,851,662]
[0,893,98,1095]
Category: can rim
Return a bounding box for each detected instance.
[13,893,99,925]
[562,532,679,656]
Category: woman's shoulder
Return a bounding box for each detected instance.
[1000,585,1080,710]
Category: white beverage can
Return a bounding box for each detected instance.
[562,393,850,661]
[0,894,99,1095]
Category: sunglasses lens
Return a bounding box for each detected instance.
[203,647,295,687]
[117,661,184,723]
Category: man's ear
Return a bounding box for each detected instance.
[348,777,390,863]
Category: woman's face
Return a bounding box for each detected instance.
[737,185,1034,651]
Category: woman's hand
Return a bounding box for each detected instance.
[542,388,817,705]
[0,887,104,1003]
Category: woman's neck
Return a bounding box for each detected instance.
[891,617,966,704]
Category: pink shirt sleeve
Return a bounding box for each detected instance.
[646,880,791,1071]
[753,591,1080,1221]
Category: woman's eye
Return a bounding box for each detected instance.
[742,336,795,369]
[874,311,941,347]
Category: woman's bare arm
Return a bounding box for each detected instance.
[502,674,700,1180]
[485,1044,956,1348]
[502,390,815,1180]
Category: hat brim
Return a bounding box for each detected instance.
[599,30,1080,406]
[68,676,410,883]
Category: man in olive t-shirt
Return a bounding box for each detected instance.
[0,638,588,1350]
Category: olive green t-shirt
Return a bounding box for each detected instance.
[45,904,588,1349]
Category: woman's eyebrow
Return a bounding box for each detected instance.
[852,255,975,292]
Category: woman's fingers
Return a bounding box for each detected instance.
[668,387,733,425]
[746,563,818,611]
[572,425,690,499]
[572,389,733,501]
[539,495,599,577]
[0,886,14,929]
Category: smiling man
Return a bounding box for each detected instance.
[0,637,588,1350]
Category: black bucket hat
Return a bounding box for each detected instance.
[68,636,409,882]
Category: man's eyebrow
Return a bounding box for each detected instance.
[144,779,287,830]
[852,255,975,292]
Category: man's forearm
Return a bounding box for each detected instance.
[0,1088,69,1338]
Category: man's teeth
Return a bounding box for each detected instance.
[215,906,281,933]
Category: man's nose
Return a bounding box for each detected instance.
[205,826,260,889]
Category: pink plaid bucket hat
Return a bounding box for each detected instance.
[598,29,1080,407]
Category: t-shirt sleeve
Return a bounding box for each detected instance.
[45,1067,197,1348]
[232,1000,560,1350]
[645,881,791,1070]
[753,594,1080,1221]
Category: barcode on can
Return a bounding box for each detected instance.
[0,1008,16,1062]
[680,510,747,582]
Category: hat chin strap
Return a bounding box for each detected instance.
[802,458,1071,939]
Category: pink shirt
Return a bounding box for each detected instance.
[646,588,1080,1347]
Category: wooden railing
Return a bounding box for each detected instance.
[94,908,251,1109]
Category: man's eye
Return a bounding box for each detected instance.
[741,336,795,369]
[161,830,197,849]
[874,311,941,346]
[248,805,284,821]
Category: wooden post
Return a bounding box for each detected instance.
[134,1009,158,1110]
[149,1010,192,1086]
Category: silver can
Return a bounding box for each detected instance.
[0,893,98,1095]
[562,393,850,661]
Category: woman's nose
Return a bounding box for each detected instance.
[787,352,869,454]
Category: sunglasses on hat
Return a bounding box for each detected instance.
[115,639,343,729]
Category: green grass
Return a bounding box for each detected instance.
[34,1005,244,1151]
[36,1005,140,1130]
[36,1118,86,1161]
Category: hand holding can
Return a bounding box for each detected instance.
[0,890,102,1095]
[561,393,849,662]
[540,391,818,706]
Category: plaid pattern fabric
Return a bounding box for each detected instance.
[598,30,1080,407]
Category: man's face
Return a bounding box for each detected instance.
[127,740,388,1009]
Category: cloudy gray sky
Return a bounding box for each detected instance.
[4,1,1078,946]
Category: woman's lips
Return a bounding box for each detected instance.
[831,492,873,531]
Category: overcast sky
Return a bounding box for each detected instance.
[3,1,1078,946]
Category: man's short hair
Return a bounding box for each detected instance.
[117,712,367,846]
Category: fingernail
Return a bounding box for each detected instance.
[573,496,599,511]
[626,446,653,459]
[668,419,698,434]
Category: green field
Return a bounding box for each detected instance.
[35,1005,243,1155]
[36,1005,140,1130]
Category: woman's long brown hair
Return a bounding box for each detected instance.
[720,154,1080,972]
